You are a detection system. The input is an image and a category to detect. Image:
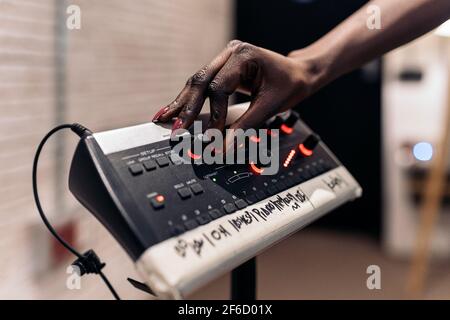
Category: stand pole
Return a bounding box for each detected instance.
[406,40,450,297]
[231,257,256,300]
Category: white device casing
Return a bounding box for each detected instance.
[136,166,361,299]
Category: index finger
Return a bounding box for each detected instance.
[155,40,244,123]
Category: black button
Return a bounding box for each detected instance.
[267,186,278,195]
[255,190,266,201]
[272,184,283,193]
[170,225,185,236]
[302,171,312,180]
[190,183,204,195]
[143,160,157,171]
[208,209,223,220]
[285,177,296,188]
[223,203,237,214]
[156,157,170,167]
[278,181,288,191]
[197,214,212,225]
[149,195,165,210]
[177,187,192,200]
[246,195,258,204]
[184,219,199,231]
[235,199,248,210]
[293,174,304,184]
[316,163,326,174]
[129,164,143,176]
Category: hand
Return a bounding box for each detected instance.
[152,40,322,135]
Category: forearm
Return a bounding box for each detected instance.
[292,0,450,93]
[158,0,450,131]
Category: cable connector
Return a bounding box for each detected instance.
[72,249,105,276]
[70,123,92,138]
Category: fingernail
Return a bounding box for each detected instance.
[172,118,183,131]
[152,106,169,122]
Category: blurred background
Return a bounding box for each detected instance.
[1,0,449,299]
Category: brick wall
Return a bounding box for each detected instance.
[0,0,232,299]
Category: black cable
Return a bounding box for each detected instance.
[33,125,81,258]
[99,270,121,300]
[32,123,121,300]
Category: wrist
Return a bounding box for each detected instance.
[288,46,332,96]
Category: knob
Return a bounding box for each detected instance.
[280,113,299,135]
[267,116,284,130]
[248,150,273,175]
[249,162,265,175]
[284,112,300,127]
[299,134,320,156]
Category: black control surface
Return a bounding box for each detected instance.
[69,113,340,260]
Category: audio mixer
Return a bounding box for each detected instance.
[68,102,362,299]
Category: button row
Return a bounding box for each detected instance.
[169,200,249,236]
[161,161,334,213]
[177,183,204,200]
[242,164,332,204]
[150,184,205,210]
[128,156,172,176]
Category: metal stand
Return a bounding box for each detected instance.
[231,257,256,300]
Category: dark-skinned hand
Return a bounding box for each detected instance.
[152,40,320,146]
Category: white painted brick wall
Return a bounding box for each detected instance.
[0,0,232,299]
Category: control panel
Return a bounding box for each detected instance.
[68,102,362,299]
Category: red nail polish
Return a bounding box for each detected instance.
[152,106,169,122]
[172,118,183,131]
